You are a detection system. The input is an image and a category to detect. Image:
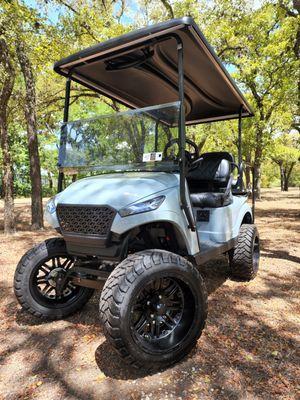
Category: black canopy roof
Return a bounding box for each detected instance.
[54,17,253,124]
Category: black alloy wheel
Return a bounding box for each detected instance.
[30,254,79,304]
[99,250,208,371]
[130,277,194,352]
[14,238,94,319]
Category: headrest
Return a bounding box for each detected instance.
[187,152,234,183]
[215,159,231,182]
[201,151,234,163]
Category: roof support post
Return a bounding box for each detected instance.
[154,120,159,152]
[57,77,71,192]
[237,105,244,190]
[174,35,196,231]
[238,105,243,167]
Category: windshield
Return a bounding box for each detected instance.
[58,102,180,174]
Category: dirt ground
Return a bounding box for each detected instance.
[0,188,299,400]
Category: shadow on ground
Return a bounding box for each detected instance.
[0,189,299,399]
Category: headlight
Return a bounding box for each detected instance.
[119,195,165,217]
[46,197,56,214]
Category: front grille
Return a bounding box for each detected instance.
[57,204,116,236]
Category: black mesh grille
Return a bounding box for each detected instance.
[57,204,116,236]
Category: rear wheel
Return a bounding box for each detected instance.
[229,224,260,281]
[99,250,207,370]
[14,238,94,319]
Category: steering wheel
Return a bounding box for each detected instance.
[163,138,200,169]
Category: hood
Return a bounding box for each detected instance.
[56,172,179,210]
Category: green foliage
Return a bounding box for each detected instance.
[0,0,299,197]
[269,131,300,188]
[261,161,280,188]
[138,0,299,191]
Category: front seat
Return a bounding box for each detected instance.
[187,152,234,208]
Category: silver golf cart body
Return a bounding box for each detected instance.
[47,17,254,266]
[46,171,251,258]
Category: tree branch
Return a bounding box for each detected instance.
[160,0,174,19]
[56,0,99,41]
[278,1,299,17]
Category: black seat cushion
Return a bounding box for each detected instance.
[190,192,232,208]
[187,151,235,208]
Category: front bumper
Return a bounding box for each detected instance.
[55,204,123,258]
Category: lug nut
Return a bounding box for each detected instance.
[150,314,154,318]
[147,301,151,306]
[159,295,162,299]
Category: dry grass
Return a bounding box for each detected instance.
[0,188,299,400]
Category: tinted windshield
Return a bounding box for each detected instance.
[58,102,180,174]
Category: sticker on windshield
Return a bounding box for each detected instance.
[143,152,162,162]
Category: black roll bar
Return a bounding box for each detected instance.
[236,105,244,191]
[57,77,71,192]
[174,35,196,231]
[238,105,243,167]
[252,165,256,223]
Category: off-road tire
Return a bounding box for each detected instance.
[229,224,260,281]
[14,238,94,319]
[99,249,208,371]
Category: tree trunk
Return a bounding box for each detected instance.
[253,131,263,200]
[245,166,251,189]
[16,40,43,229]
[279,163,285,191]
[47,171,53,190]
[245,154,252,189]
[0,118,15,234]
[283,175,289,191]
[253,163,261,200]
[283,162,296,191]
[253,145,262,200]
[0,38,16,234]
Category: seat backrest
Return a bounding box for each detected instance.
[187,151,234,192]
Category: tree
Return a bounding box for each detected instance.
[0,0,46,229]
[278,0,300,129]
[0,37,16,234]
[16,39,44,229]
[271,132,300,191]
[137,0,299,198]
[199,1,298,198]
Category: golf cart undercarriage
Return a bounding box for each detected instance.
[14,17,260,370]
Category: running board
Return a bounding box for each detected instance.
[192,238,237,266]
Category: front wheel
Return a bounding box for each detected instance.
[14,238,94,319]
[99,250,208,371]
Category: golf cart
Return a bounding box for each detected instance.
[14,17,260,370]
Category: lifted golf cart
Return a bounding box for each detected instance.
[14,17,260,370]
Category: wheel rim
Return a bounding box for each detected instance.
[130,277,196,353]
[30,255,81,306]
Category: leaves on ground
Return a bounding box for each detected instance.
[0,188,299,400]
